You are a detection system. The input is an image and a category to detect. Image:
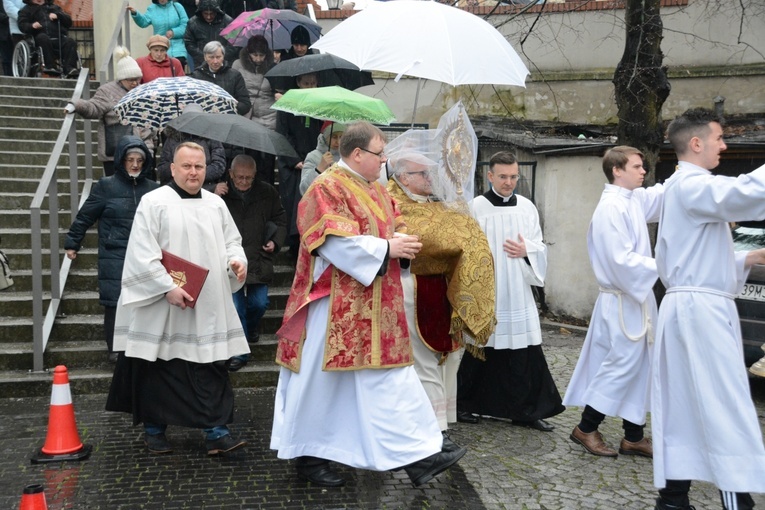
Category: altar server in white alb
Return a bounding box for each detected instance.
[564,146,662,459]
[457,151,564,431]
[653,108,765,510]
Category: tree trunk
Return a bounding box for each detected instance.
[613,0,670,182]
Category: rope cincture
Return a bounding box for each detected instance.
[598,286,653,344]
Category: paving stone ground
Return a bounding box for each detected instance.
[2,325,765,509]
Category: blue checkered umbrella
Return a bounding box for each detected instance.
[113,77,238,129]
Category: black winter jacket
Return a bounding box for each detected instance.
[221,177,286,284]
[191,62,252,115]
[64,136,159,306]
[183,0,237,65]
[18,0,71,39]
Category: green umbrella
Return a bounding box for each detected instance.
[270,86,396,126]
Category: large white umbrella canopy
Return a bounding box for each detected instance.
[311,0,529,87]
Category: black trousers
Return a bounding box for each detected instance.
[34,33,77,73]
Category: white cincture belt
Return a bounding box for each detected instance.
[599,286,653,344]
[665,286,736,300]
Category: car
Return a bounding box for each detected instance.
[732,222,765,367]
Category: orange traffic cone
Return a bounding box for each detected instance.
[31,366,92,464]
[18,484,48,510]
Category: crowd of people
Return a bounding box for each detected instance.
[40,0,765,505]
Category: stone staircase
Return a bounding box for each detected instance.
[0,76,287,397]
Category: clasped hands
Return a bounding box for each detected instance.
[389,234,422,260]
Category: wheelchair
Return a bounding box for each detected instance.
[12,35,81,78]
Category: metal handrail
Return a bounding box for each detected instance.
[30,70,93,372]
[29,0,131,372]
[98,0,131,84]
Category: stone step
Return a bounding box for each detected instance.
[6,269,98,293]
[0,148,87,166]
[0,164,98,180]
[1,137,98,152]
[0,177,91,195]
[0,359,279,398]
[0,212,78,230]
[1,115,95,129]
[0,75,97,94]
[0,335,278,371]
[0,104,73,119]
[0,126,99,142]
[0,94,79,109]
[0,284,291,318]
[0,227,95,249]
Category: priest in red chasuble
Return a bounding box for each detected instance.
[270,122,467,488]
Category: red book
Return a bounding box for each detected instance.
[160,250,209,309]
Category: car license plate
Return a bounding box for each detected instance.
[740,283,765,302]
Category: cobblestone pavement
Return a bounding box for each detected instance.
[3,325,765,509]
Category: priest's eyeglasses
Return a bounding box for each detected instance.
[359,147,386,159]
[404,171,429,178]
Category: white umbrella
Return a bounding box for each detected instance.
[311,0,529,87]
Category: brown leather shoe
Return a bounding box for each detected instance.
[570,426,618,457]
[619,437,653,458]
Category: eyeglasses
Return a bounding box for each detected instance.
[404,171,429,177]
[232,175,255,182]
[359,147,386,159]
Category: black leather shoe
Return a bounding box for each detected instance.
[206,434,247,455]
[654,498,696,510]
[403,446,467,487]
[441,432,462,453]
[144,433,172,454]
[512,419,555,432]
[457,411,479,424]
[295,456,345,487]
[227,356,248,372]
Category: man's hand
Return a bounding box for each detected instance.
[49,13,58,21]
[295,161,304,170]
[503,234,527,258]
[230,260,246,283]
[746,248,765,268]
[317,152,333,172]
[389,234,422,260]
[214,182,228,196]
[32,21,42,29]
[166,286,193,309]
[65,249,77,260]
[262,240,275,253]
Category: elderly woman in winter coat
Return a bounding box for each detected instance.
[128,0,189,68]
[64,46,154,176]
[64,136,159,362]
[231,34,278,183]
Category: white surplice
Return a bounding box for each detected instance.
[470,194,546,350]
[270,235,442,470]
[113,186,249,363]
[563,183,663,425]
[653,161,765,492]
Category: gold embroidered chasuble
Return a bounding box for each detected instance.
[276,165,412,373]
[387,180,496,351]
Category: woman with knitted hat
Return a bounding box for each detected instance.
[136,34,184,83]
[64,46,155,176]
[127,0,189,69]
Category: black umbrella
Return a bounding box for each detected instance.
[165,112,298,158]
[265,53,374,92]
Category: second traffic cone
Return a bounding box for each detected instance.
[31,366,92,464]
[18,484,47,510]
